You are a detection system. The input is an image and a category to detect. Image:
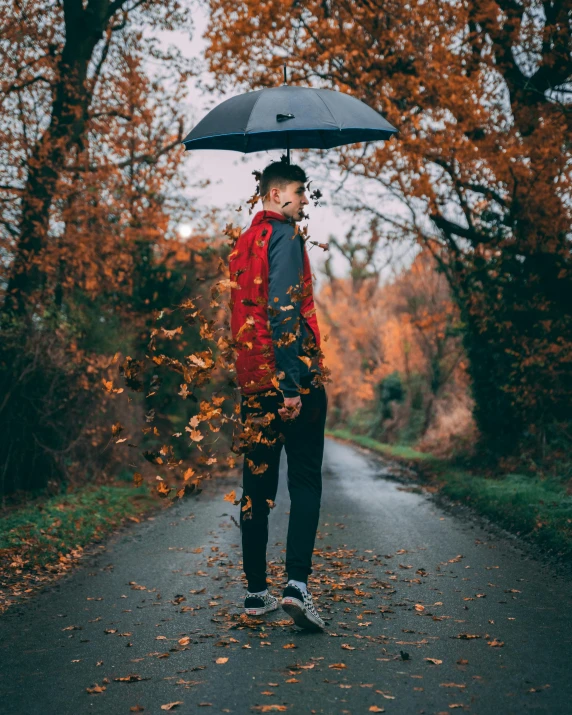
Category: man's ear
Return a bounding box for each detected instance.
[269,186,281,205]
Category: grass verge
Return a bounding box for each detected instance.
[0,484,157,612]
[326,428,572,561]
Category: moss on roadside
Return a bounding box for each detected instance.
[0,485,156,569]
[326,428,572,561]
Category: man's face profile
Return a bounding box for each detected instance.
[266,181,309,222]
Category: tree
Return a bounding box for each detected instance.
[200,0,572,456]
[0,0,204,494]
[1,0,196,317]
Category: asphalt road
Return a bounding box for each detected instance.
[1,437,571,715]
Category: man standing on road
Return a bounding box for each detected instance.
[229,160,329,631]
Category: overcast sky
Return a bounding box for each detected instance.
[163,7,414,290]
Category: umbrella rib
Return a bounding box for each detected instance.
[315,91,341,131]
[243,89,269,138]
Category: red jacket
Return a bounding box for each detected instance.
[229,210,323,395]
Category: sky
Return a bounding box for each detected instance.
[162,6,414,291]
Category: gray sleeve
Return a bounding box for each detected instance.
[267,222,304,398]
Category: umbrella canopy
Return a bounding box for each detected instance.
[181,85,397,155]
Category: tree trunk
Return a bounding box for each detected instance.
[3,0,108,316]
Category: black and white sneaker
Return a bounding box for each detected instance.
[281,584,325,631]
[244,590,279,616]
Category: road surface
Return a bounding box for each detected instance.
[1,437,571,714]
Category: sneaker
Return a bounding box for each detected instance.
[281,584,325,631]
[244,590,279,616]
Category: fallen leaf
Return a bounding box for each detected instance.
[425,658,443,665]
[215,657,228,664]
[114,674,143,683]
[161,703,183,711]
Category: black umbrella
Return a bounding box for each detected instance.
[182,67,397,163]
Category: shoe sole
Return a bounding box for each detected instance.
[244,602,279,616]
[281,596,325,631]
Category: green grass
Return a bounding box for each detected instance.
[326,428,572,560]
[326,428,440,463]
[0,485,156,568]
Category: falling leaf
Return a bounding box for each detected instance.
[183,467,196,481]
[425,658,443,665]
[246,458,269,475]
[178,637,191,646]
[160,702,183,711]
[341,644,355,650]
[215,657,228,664]
[487,639,504,647]
[224,489,239,504]
[369,708,385,713]
[161,326,183,339]
[133,472,143,486]
[112,422,124,436]
[156,482,171,497]
[86,683,106,694]
[283,643,297,649]
[130,706,144,712]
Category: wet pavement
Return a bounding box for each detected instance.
[1,437,571,714]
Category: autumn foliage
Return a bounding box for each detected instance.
[316,231,475,455]
[201,0,572,456]
[0,0,205,495]
[2,0,572,500]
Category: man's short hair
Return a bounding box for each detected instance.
[259,161,307,199]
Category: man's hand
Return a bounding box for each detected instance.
[279,395,302,420]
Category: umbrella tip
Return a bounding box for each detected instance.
[283,65,287,85]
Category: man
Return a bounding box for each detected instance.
[229,160,329,631]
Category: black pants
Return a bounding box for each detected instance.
[239,375,328,593]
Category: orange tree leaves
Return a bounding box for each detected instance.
[201,0,572,455]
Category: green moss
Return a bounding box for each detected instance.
[0,485,155,567]
[326,428,438,462]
